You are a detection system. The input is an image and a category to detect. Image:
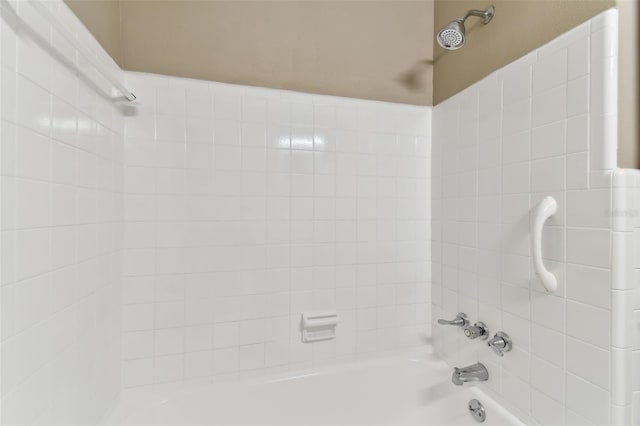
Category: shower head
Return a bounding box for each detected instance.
[437,5,495,50]
[437,20,466,50]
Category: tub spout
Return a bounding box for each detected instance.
[451,362,488,386]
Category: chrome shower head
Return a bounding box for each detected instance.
[437,5,495,50]
[437,20,466,50]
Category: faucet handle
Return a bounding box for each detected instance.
[437,312,469,327]
[464,322,489,340]
[487,332,512,356]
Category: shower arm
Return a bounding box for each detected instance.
[458,7,495,24]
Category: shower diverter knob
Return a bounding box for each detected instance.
[463,322,489,340]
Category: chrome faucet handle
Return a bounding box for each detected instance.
[437,312,469,327]
[487,332,512,356]
[464,321,489,340]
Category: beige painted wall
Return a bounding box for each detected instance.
[618,0,639,168]
[117,0,434,105]
[65,0,121,64]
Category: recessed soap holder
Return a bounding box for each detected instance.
[301,310,339,343]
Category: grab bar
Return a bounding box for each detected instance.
[531,196,557,293]
[24,0,136,101]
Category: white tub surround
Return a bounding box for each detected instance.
[107,350,522,426]
[623,170,640,423]
[0,0,126,424]
[122,73,432,389]
[431,9,625,425]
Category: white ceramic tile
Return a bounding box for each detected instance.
[634,392,640,426]
[590,56,617,116]
[611,346,631,406]
[566,336,610,389]
[531,292,564,332]
[589,113,617,171]
[502,131,530,165]
[502,370,531,413]
[567,114,589,154]
[611,289,633,348]
[567,228,611,268]
[501,53,533,106]
[567,189,611,228]
[184,351,213,379]
[531,323,565,368]
[591,26,618,62]
[532,85,567,128]
[567,75,589,117]
[531,121,565,160]
[502,98,530,137]
[532,48,567,94]
[566,373,610,425]
[566,264,610,309]
[154,354,184,383]
[502,163,529,195]
[531,389,565,426]
[531,156,565,193]
[611,234,634,292]
[565,408,595,426]
[122,358,154,387]
[15,127,50,181]
[239,343,265,371]
[566,300,610,350]
[239,319,266,345]
[184,325,213,352]
[632,351,640,391]
[531,355,564,403]
[186,87,212,118]
[566,152,589,190]
[16,74,51,136]
[155,302,185,329]
[568,32,589,80]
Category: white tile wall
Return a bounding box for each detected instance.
[121,72,431,389]
[431,9,624,425]
[626,169,640,423]
[1,0,125,424]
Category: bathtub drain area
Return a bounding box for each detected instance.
[468,399,486,423]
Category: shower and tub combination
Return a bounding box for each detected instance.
[1,0,637,425]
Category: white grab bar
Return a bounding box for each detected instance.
[531,196,558,293]
[25,0,136,101]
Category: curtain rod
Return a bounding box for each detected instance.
[27,0,136,102]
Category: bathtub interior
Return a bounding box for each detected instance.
[106,350,523,426]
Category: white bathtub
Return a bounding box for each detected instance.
[106,350,522,426]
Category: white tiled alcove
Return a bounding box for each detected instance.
[2,1,638,425]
